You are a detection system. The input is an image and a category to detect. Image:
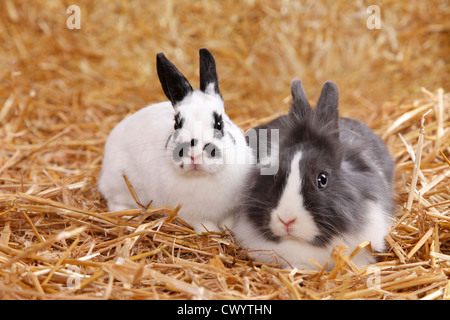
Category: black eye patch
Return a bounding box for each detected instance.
[213,112,224,137]
[174,113,184,130]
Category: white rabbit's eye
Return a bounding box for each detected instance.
[317,173,328,189]
[213,112,224,133]
[174,113,183,130]
[215,120,222,131]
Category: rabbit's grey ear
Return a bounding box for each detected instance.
[291,79,310,108]
[314,80,339,132]
[289,79,312,120]
[199,48,221,97]
[156,52,193,106]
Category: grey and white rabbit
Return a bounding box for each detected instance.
[98,49,254,232]
[234,79,395,269]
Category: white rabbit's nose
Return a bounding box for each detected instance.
[190,155,201,164]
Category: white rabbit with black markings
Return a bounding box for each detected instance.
[98,49,254,233]
[234,79,395,269]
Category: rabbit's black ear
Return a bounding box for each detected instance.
[156,53,193,106]
[199,48,221,97]
[289,79,312,120]
[314,80,339,132]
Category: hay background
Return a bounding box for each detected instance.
[0,0,449,299]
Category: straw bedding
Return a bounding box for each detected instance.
[0,0,449,299]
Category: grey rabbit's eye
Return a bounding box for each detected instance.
[317,173,328,189]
